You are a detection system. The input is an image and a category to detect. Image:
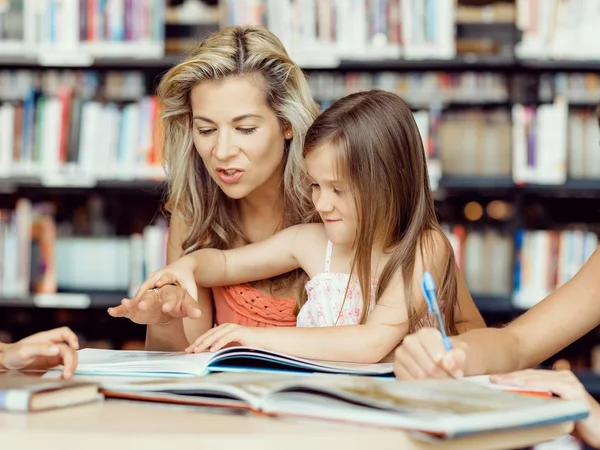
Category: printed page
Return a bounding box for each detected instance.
[70,348,216,377]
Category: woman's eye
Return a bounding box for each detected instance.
[310,183,320,189]
[197,128,214,136]
[238,127,257,135]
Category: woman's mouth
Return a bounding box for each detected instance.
[216,168,244,184]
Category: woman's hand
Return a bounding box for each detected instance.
[1,327,79,379]
[186,323,267,353]
[107,284,201,325]
[491,369,600,448]
[393,328,468,379]
[107,255,201,324]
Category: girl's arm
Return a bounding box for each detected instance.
[188,274,410,363]
[188,231,453,364]
[141,224,320,295]
[395,246,600,379]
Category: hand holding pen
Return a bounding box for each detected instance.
[392,271,468,380]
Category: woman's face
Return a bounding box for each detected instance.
[190,76,290,200]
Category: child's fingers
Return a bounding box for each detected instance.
[186,324,231,353]
[207,332,238,352]
[197,325,237,352]
[134,272,164,300]
[155,272,178,288]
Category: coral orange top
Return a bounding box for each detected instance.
[213,283,297,328]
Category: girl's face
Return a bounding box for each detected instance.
[190,76,290,201]
[305,143,358,247]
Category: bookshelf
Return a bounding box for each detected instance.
[0,0,599,410]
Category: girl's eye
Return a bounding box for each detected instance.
[238,127,257,135]
[333,187,343,195]
[197,128,214,136]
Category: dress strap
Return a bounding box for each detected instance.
[324,240,333,273]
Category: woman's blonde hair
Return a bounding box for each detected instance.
[157,26,320,291]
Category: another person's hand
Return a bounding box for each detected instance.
[393,328,468,379]
[1,327,79,379]
[186,323,266,353]
[107,284,201,325]
[491,369,600,448]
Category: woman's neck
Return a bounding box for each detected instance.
[237,190,284,243]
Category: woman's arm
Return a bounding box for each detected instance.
[395,246,600,379]
[454,270,486,333]
[145,215,214,350]
[461,246,600,374]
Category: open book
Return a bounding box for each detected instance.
[71,347,393,377]
[98,372,587,440]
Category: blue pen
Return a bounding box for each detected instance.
[421,271,452,351]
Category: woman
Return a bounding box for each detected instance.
[108,25,320,350]
[392,106,600,448]
[108,25,485,352]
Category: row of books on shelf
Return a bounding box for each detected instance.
[222,0,454,64]
[1,0,599,66]
[0,198,167,299]
[222,0,600,64]
[0,69,599,185]
[0,69,162,182]
[310,72,509,107]
[310,72,600,109]
[515,0,600,61]
[0,197,597,312]
[4,69,600,106]
[0,104,598,186]
[445,225,598,310]
[0,0,165,62]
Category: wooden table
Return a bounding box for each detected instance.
[0,396,574,450]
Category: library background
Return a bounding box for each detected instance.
[1,0,599,407]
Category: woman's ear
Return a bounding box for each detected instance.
[284,125,294,140]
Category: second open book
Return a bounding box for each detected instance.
[97,371,586,440]
[63,347,588,440]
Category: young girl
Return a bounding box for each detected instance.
[133,90,484,364]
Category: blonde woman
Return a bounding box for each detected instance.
[108,26,322,350]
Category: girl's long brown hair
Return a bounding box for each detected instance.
[301,90,459,335]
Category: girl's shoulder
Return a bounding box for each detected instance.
[294,222,328,242]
